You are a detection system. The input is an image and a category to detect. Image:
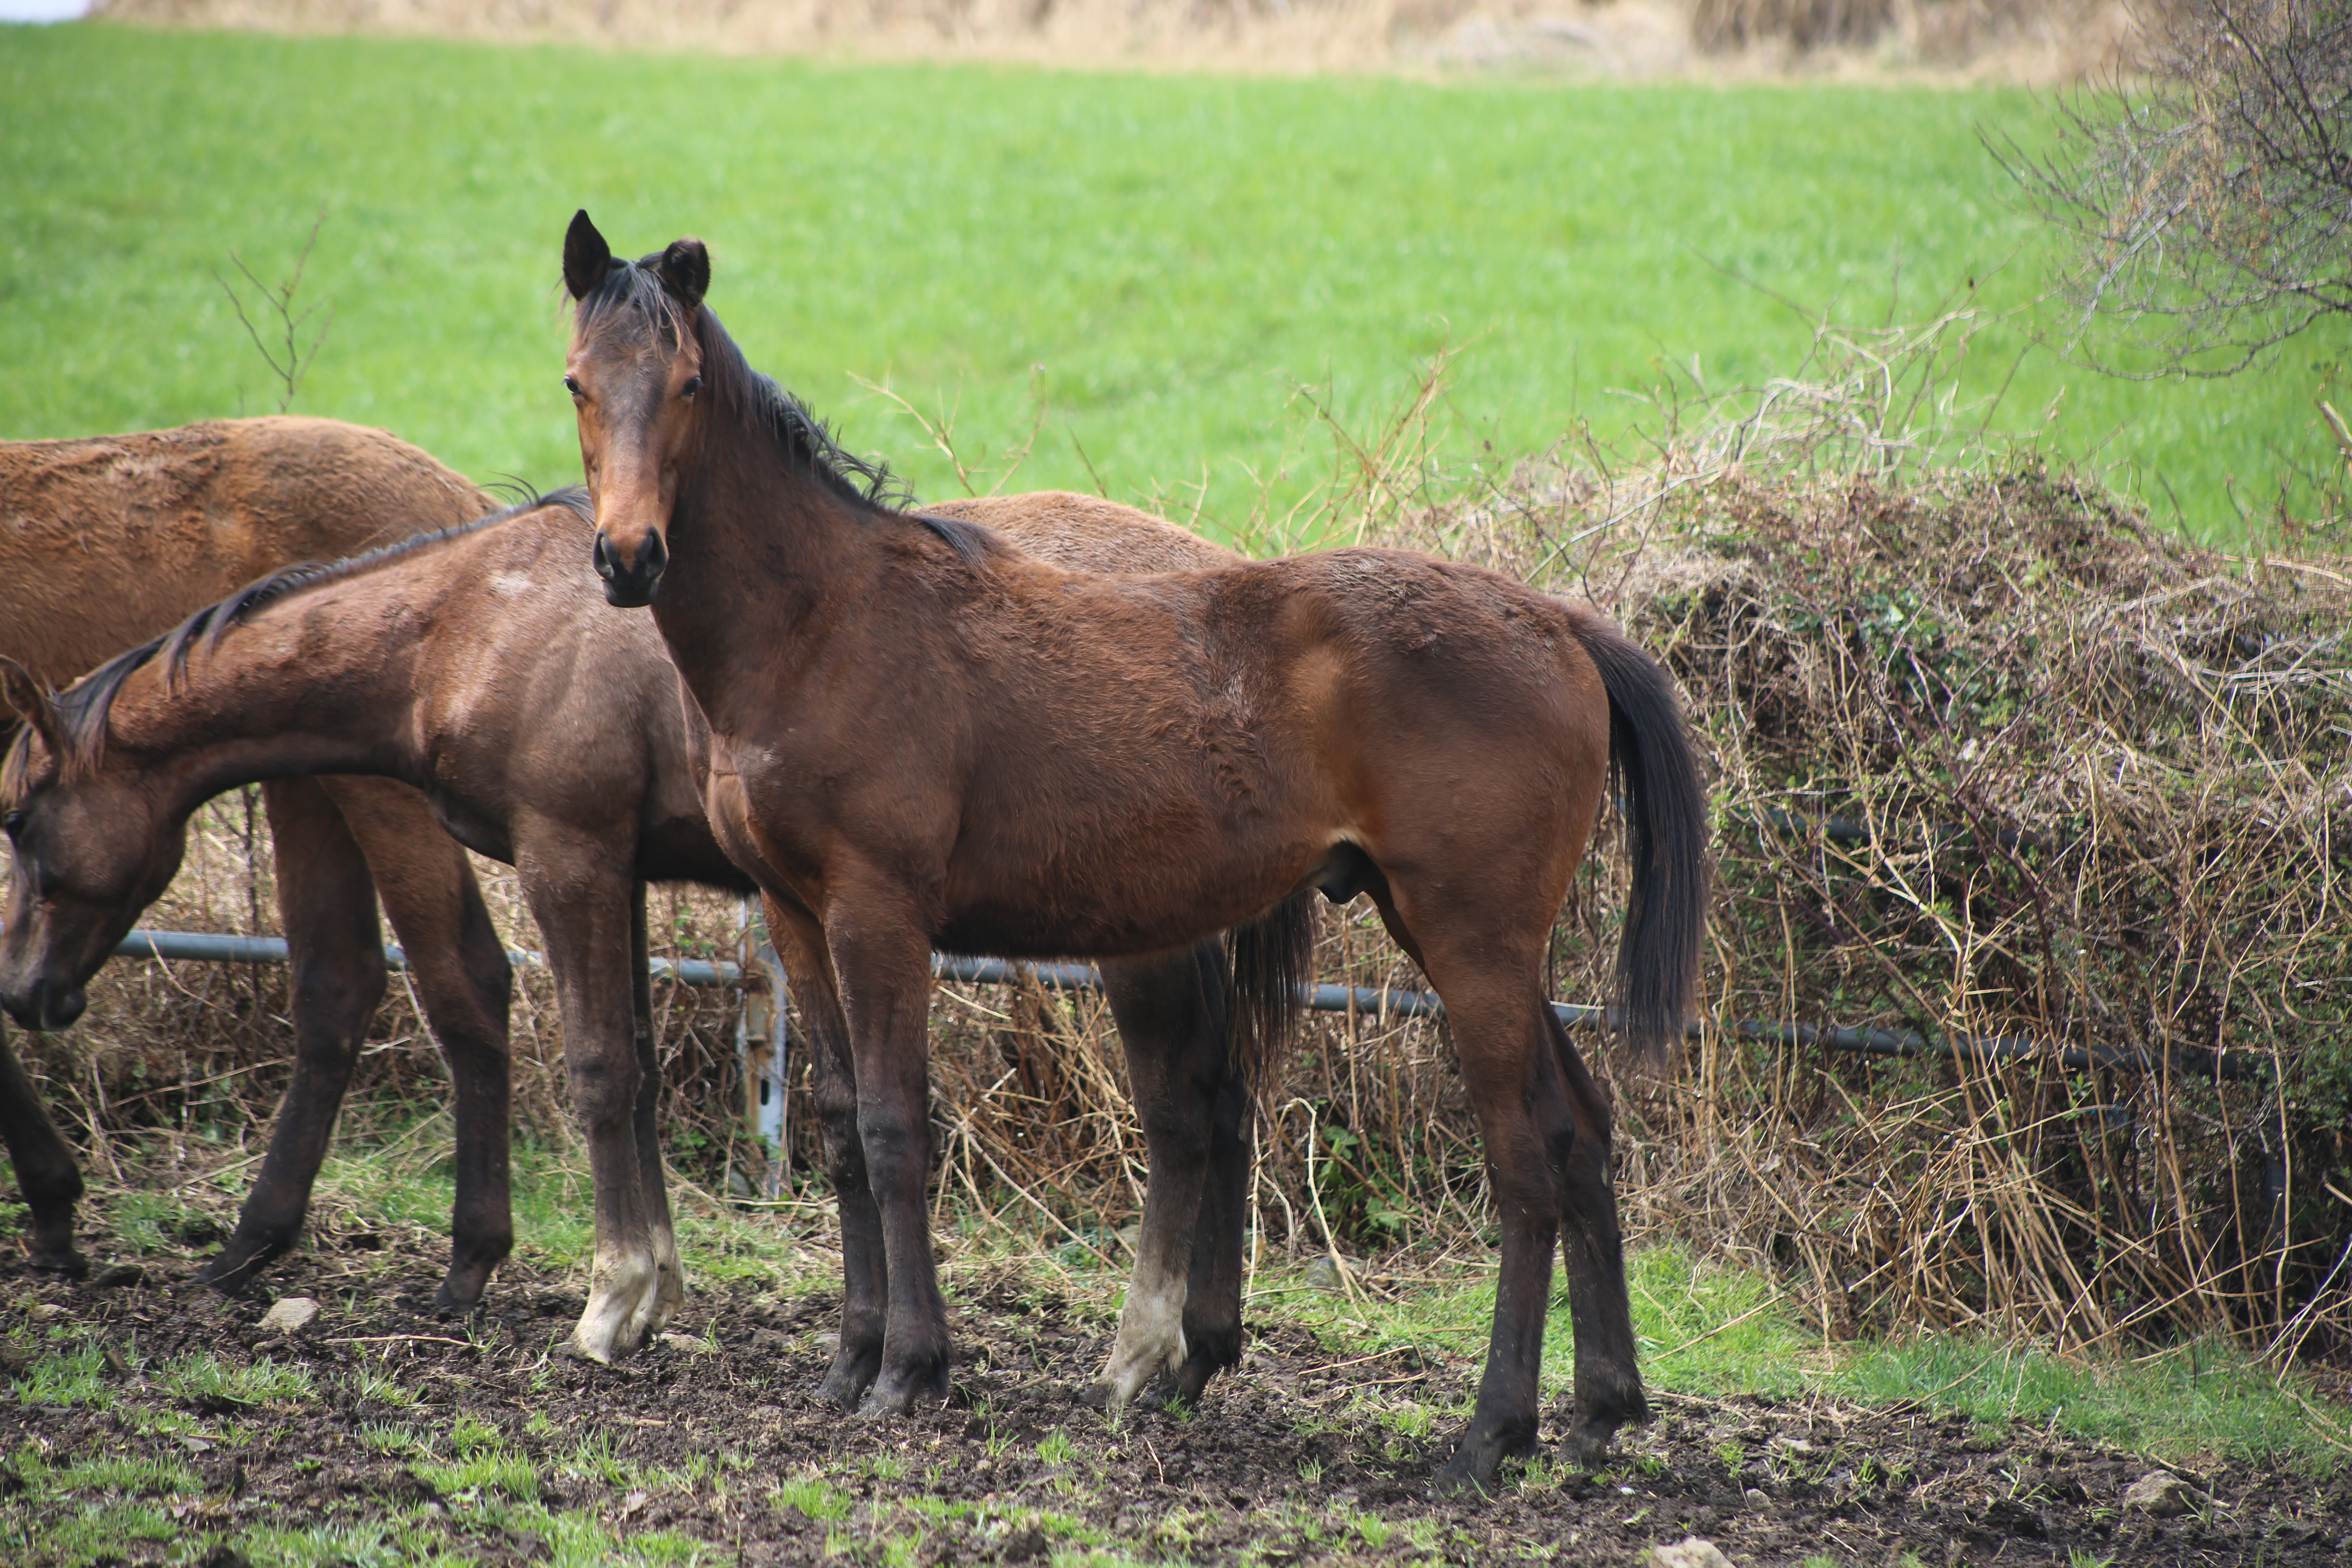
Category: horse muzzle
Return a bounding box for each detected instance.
[1,976,87,1033]
[593,528,668,608]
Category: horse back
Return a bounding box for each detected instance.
[0,417,486,688]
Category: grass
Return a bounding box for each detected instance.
[1272,1241,2352,1472]
[2,22,2345,545]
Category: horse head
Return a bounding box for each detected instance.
[562,210,710,608]
[0,664,188,1033]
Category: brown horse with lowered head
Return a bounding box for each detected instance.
[1,481,1303,1372]
[0,418,516,1307]
[560,214,1709,1491]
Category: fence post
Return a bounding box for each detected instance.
[735,900,792,1196]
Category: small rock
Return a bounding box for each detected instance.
[1303,1255,1347,1294]
[1000,1528,1048,1563]
[656,1332,710,1354]
[27,1303,67,1323]
[258,1296,319,1336]
[1742,1486,1769,1510]
[2123,1470,2198,1517]
[91,1263,145,1289]
[1650,1539,1735,1568]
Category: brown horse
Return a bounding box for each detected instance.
[0,484,1301,1372]
[0,418,516,1307]
[561,214,1708,1490]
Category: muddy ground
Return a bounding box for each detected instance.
[7,1209,2350,1568]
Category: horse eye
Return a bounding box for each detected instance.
[2,809,22,836]
[564,375,584,398]
[681,376,704,400]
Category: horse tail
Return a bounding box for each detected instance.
[1569,617,1709,1071]
[1226,891,1317,1104]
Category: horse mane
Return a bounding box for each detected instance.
[573,254,999,570]
[7,488,592,788]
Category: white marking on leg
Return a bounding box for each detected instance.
[573,1239,659,1362]
[1096,1256,1189,1414]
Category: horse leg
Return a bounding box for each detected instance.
[628,883,684,1330]
[521,842,659,1361]
[1370,886,1564,1494]
[325,777,516,1314]
[0,1020,85,1275]
[825,888,951,1414]
[1174,1008,1256,1406]
[1089,942,1230,1411]
[1544,1006,1646,1463]
[761,895,887,1409]
[200,778,388,1296]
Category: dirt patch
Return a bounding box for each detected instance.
[8,1213,2348,1566]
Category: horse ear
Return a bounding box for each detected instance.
[0,657,60,748]
[657,238,709,311]
[564,210,615,301]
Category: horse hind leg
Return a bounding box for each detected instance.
[1544,1004,1647,1464]
[1089,942,1229,1412]
[627,883,685,1336]
[0,1020,86,1276]
[332,777,517,1314]
[1368,884,1561,1493]
[201,778,390,1297]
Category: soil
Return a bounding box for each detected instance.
[7,1220,2349,1566]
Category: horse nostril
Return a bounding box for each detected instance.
[592,532,617,582]
[641,530,668,579]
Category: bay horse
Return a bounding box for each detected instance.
[0,417,515,1307]
[559,214,1709,1490]
[0,484,1303,1371]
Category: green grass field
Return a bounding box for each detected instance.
[3,20,2344,545]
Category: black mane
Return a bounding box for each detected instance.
[574,254,998,569]
[5,488,590,788]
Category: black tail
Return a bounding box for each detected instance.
[1571,620,1709,1069]
[1226,891,1317,1104]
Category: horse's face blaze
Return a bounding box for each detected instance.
[0,756,185,1031]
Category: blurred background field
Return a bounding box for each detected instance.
[2,19,2346,543]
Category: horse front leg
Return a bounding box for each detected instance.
[0,1020,85,1275]
[331,777,516,1314]
[762,895,888,1409]
[1090,943,1229,1412]
[201,778,388,1296]
[826,893,951,1414]
[522,842,660,1361]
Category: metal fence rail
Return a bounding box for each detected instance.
[66,925,2256,1085]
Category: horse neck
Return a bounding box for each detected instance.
[650,433,872,707]
[96,585,430,811]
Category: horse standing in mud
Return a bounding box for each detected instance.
[0,418,516,1307]
[559,214,1709,1490]
[0,485,1304,1369]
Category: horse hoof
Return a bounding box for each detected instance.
[193,1255,263,1298]
[430,1285,486,1321]
[25,1245,89,1279]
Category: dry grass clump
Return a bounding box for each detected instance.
[1341,313,2352,1363]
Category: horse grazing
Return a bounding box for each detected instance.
[559,213,1710,1490]
[0,483,1302,1373]
[0,417,515,1307]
